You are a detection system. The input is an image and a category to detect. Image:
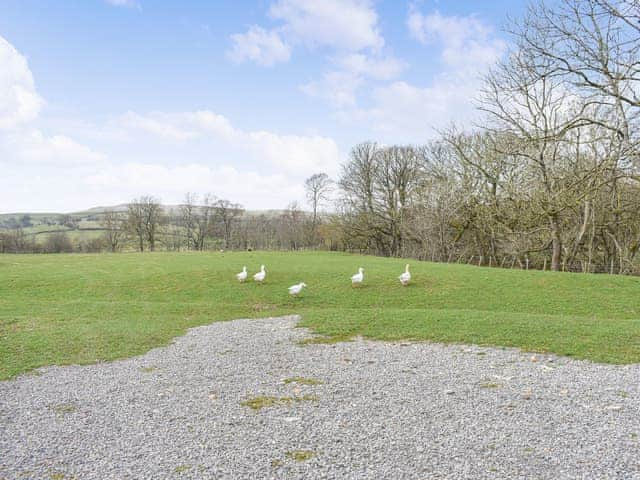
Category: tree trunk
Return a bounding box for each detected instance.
[549,215,562,271]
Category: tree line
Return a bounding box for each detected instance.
[336,0,640,274]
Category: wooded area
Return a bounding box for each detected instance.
[338,0,640,273]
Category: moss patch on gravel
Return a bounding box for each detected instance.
[479,382,502,389]
[285,450,316,462]
[241,395,318,410]
[50,403,77,416]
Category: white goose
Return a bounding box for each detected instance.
[351,267,364,287]
[399,264,411,286]
[288,282,307,296]
[236,266,248,282]
[253,264,266,283]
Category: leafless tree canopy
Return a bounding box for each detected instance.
[101,211,126,253]
[180,193,216,251]
[305,172,332,243]
[213,199,244,249]
[334,0,640,273]
[126,196,164,252]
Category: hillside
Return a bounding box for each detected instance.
[1,251,639,380]
[0,205,292,251]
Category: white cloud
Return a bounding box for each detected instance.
[115,110,341,176]
[84,163,302,207]
[0,129,107,166]
[0,36,44,130]
[0,35,106,169]
[300,71,363,108]
[104,0,140,8]
[363,79,482,142]
[331,10,507,143]
[335,53,406,81]
[228,26,292,67]
[227,0,384,67]
[269,0,383,51]
[0,33,342,213]
[300,53,405,108]
[227,0,401,113]
[407,9,505,73]
[247,130,340,172]
[1,108,342,211]
[118,110,238,141]
[0,35,105,170]
[1,151,315,212]
[119,112,199,141]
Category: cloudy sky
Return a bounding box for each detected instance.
[0,0,526,213]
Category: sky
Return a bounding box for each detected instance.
[0,0,529,213]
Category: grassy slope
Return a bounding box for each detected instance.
[1,251,639,379]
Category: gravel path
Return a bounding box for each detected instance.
[1,315,639,480]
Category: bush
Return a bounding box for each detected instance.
[44,232,74,253]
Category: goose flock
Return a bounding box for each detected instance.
[235,264,411,296]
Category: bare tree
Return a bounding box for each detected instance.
[279,202,306,250]
[480,39,597,269]
[142,197,164,252]
[126,201,146,252]
[339,142,383,252]
[339,143,425,256]
[194,194,215,251]
[127,196,163,252]
[213,199,244,249]
[304,172,332,245]
[101,210,126,252]
[515,0,640,142]
[180,192,198,250]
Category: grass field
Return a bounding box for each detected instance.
[1,251,640,379]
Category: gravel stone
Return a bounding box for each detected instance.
[1,315,639,479]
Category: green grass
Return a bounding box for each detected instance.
[283,377,324,385]
[1,251,639,379]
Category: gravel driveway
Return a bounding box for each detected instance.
[1,315,639,479]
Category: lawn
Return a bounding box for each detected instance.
[1,251,639,379]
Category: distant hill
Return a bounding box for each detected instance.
[0,204,298,250]
[0,204,291,222]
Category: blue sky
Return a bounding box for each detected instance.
[0,0,529,212]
